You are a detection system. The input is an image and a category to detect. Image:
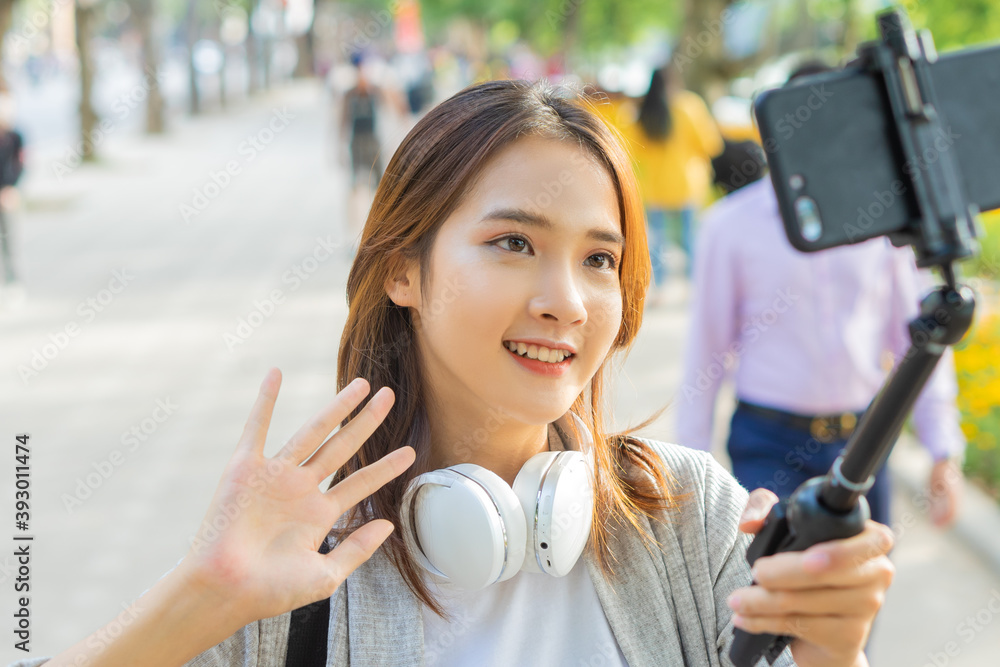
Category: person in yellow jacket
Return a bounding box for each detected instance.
[622,67,723,293]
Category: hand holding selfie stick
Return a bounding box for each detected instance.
[730,8,980,666]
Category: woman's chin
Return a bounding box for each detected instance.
[492,395,579,427]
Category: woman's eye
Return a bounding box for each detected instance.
[587,253,618,270]
[497,235,529,253]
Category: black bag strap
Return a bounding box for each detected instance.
[285,539,332,666]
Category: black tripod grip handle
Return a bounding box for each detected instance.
[729,501,793,667]
[729,480,871,667]
[730,629,791,667]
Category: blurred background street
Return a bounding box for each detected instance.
[0,0,998,665]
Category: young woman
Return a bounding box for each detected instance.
[13,79,893,667]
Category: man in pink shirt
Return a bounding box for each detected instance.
[676,171,966,528]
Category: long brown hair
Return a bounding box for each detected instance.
[329,78,678,619]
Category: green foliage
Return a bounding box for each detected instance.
[418,0,680,56]
[954,313,1000,501]
[899,0,1000,51]
[965,209,1000,281]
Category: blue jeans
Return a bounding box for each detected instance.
[645,206,695,285]
[726,403,891,526]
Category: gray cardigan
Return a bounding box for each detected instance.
[9,441,795,667]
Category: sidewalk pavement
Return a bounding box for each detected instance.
[1,79,998,666]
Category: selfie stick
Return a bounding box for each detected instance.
[730,8,979,666]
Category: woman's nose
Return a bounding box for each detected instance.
[527,266,588,325]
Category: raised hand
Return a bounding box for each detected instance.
[178,367,415,630]
[730,489,896,667]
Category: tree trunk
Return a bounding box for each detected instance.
[840,0,861,57]
[670,0,732,103]
[246,0,261,93]
[132,0,165,133]
[185,0,200,114]
[261,36,271,89]
[293,30,314,78]
[75,3,97,161]
[0,0,14,78]
[790,0,816,52]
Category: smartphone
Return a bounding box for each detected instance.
[753,42,1000,252]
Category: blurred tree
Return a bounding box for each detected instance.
[900,0,1000,51]
[670,0,779,101]
[0,1,14,68]
[247,0,261,93]
[415,0,678,58]
[293,22,315,77]
[184,0,200,113]
[76,0,98,161]
[129,0,166,133]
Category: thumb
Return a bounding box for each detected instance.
[739,488,780,533]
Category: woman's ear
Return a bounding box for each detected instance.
[384,258,421,308]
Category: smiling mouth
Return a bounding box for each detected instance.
[503,341,574,364]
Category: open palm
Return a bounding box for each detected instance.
[180,368,415,628]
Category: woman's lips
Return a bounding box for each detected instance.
[505,346,572,377]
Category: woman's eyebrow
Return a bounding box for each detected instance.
[478,207,625,248]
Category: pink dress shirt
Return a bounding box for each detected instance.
[676,178,966,462]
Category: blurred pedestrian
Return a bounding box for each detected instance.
[341,54,385,190]
[622,66,723,301]
[711,138,767,195]
[337,53,406,250]
[675,63,966,529]
[0,89,24,289]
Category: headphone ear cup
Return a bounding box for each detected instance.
[449,464,528,585]
[512,451,594,576]
[403,465,526,591]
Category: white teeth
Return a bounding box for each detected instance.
[504,341,572,364]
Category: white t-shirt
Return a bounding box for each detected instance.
[420,555,628,666]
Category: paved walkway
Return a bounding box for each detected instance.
[1,80,998,666]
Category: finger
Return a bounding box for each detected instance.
[303,387,395,477]
[728,583,885,619]
[276,378,370,465]
[314,519,395,598]
[739,488,780,534]
[323,446,416,516]
[731,613,869,652]
[753,523,895,590]
[238,368,282,455]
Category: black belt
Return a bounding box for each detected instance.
[736,400,863,443]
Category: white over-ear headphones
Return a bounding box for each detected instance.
[399,413,595,591]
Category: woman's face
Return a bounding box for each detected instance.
[390,135,624,428]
